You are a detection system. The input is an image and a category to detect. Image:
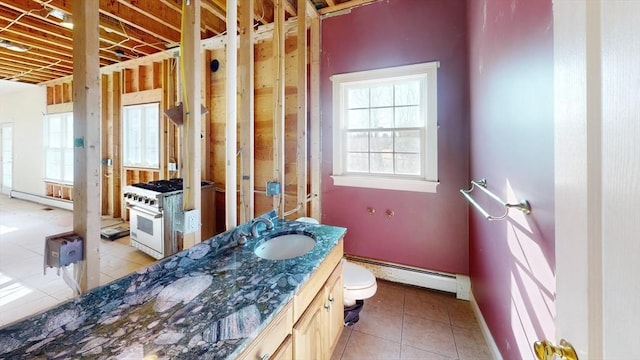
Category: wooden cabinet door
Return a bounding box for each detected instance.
[271,335,293,360]
[325,262,344,352]
[293,290,327,360]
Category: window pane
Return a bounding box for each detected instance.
[46,149,61,180]
[370,153,393,174]
[371,85,393,107]
[395,153,421,175]
[347,131,369,152]
[395,106,422,128]
[64,115,73,148]
[395,80,420,106]
[48,117,62,147]
[370,131,393,152]
[347,87,369,109]
[346,152,369,173]
[371,108,393,128]
[347,109,369,129]
[395,130,421,153]
[63,149,73,182]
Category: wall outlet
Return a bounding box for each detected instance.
[183,209,200,234]
[168,162,178,171]
[266,181,281,196]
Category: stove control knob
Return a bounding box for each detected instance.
[149,199,156,206]
[144,197,150,204]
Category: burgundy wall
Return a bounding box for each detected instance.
[320,0,470,274]
[467,0,555,358]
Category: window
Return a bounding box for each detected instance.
[123,103,160,169]
[44,112,73,184]
[331,62,439,192]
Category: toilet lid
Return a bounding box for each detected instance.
[344,262,376,290]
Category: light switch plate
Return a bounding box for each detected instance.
[183,209,200,234]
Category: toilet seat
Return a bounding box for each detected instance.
[343,261,376,290]
[343,261,377,306]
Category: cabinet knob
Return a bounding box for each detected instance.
[258,354,271,360]
[328,295,334,302]
[324,303,330,310]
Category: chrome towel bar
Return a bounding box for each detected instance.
[460,179,531,221]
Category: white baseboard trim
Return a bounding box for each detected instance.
[345,255,469,300]
[470,291,503,360]
[10,190,73,211]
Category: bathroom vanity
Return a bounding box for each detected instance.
[0,218,346,359]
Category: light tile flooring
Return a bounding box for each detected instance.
[0,194,155,328]
[330,280,492,360]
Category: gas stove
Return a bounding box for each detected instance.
[123,178,212,210]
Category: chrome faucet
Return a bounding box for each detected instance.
[250,217,274,238]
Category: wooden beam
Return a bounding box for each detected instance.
[181,0,202,248]
[309,13,321,220]
[273,0,285,216]
[202,50,213,182]
[239,0,255,223]
[101,74,109,216]
[318,0,377,15]
[225,0,239,229]
[72,0,101,293]
[295,0,308,219]
[111,72,122,219]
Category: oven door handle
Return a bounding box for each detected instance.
[126,204,163,219]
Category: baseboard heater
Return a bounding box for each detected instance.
[10,190,73,211]
[345,255,470,300]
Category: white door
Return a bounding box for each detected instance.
[0,123,12,194]
[554,1,640,359]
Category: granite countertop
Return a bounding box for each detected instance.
[0,216,346,359]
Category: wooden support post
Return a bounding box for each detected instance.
[239,0,255,223]
[112,72,122,219]
[295,0,308,219]
[273,0,286,216]
[309,12,321,220]
[226,0,238,229]
[72,0,101,292]
[101,74,109,216]
[203,50,213,182]
[181,0,202,248]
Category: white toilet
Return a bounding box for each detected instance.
[295,217,378,307]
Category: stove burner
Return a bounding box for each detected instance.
[130,178,210,193]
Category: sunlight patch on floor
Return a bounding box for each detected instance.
[0,272,32,307]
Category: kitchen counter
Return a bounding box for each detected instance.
[0,215,346,359]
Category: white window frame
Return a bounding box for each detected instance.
[330,61,439,193]
[43,112,74,184]
[122,102,160,169]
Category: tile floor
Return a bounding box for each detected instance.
[330,280,492,360]
[0,194,155,327]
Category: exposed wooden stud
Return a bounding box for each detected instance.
[121,88,163,105]
[112,72,122,219]
[239,0,255,223]
[225,0,239,229]
[309,13,321,220]
[202,50,213,181]
[101,74,109,215]
[295,0,308,219]
[273,0,286,216]
[181,0,203,247]
[72,0,101,292]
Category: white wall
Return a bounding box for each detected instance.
[0,84,47,195]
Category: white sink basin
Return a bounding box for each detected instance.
[254,234,316,260]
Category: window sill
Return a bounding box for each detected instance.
[331,175,439,193]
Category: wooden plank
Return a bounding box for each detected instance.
[239,0,255,223]
[273,0,286,216]
[72,0,101,292]
[182,0,203,247]
[225,0,238,229]
[121,88,163,105]
[112,72,123,219]
[295,0,308,219]
[318,0,377,15]
[203,50,213,182]
[309,15,321,220]
[46,102,74,114]
[101,74,109,215]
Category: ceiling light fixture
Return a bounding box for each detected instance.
[48,9,73,29]
[0,39,29,52]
